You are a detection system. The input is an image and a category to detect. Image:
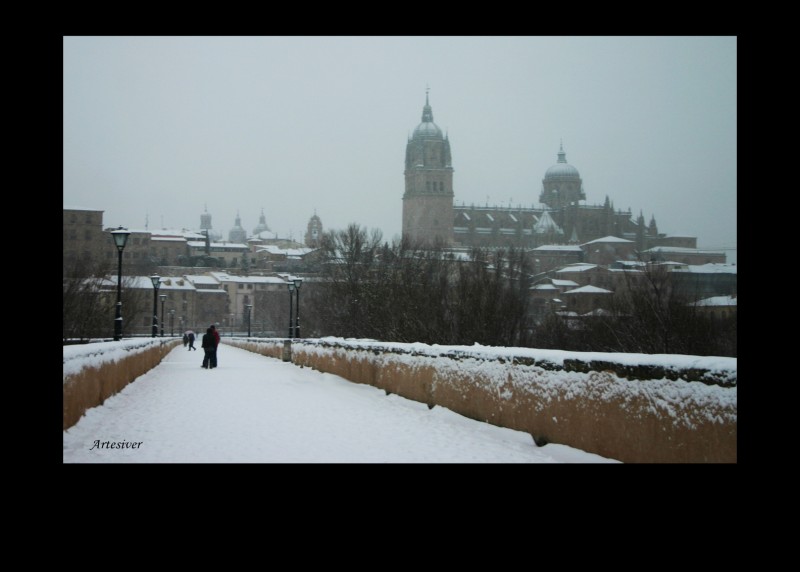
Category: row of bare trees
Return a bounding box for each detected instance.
[303,224,735,356]
[303,224,533,346]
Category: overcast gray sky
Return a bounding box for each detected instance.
[63,36,737,263]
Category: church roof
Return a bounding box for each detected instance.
[533,210,564,234]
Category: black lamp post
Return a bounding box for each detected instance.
[110,227,130,341]
[230,313,234,337]
[245,304,252,337]
[287,281,295,338]
[293,277,303,338]
[150,274,161,337]
[169,309,175,337]
[159,294,166,337]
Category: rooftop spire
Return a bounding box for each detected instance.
[421,87,434,123]
[557,142,567,164]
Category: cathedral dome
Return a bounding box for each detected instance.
[413,120,443,139]
[544,144,580,180]
[412,93,444,139]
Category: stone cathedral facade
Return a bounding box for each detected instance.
[401,94,670,255]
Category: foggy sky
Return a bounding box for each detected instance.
[63,36,737,263]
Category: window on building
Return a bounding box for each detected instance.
[247,284,253,290]
[238,284,244,289]
[84,230,92,240]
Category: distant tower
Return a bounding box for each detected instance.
[200,204,212,233]
[648,214,659,238]
[229,211,247,243]
[200,205,222,242]
[540,143,586,209]
[305,212,323,248]
[253,208,270,235]
[636,210,646,253]
[402,90,454,246]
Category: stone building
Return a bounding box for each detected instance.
[63,208,104,266]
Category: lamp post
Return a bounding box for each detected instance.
[110,227,130,341]
[230,313,234,337]
[150,274,161,337]
[159,294,166,337]
[245,304,252,337]
[293,277,303,338]
[287,281,296,338]
[169,309,175,337]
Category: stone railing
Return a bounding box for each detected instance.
[229,337,737,463]
[63,338,181,430]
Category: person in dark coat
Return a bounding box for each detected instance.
[182,333,188,348]
[187,331,196,351]
[210,324,220,368]
[201,328,215,369]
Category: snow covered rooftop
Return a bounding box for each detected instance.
[693,295,737,307]
[556,264,598,273]
[551,279,579,287]
[257,245,316,257]
[582,236,633,245]
[531,245,583,251]
[210,272,288,284]
[530,284,558,291]
[563,285,614,295]
[644,246,724,254]
[672,263,737,274]
[186,275,220,285]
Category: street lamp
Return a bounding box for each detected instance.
[150,274,161,337]
[245,304,252,337]
[110,227,130,341]
[159,294,166,337]
[293,277,303,338]
[287,281,295,338]
[230,313,234,337]
[169,309,175,337]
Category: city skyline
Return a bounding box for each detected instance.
[64,36,737,263]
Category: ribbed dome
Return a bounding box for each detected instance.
[412,93,444,139]
[413,121,443,138]
[544,144,580,180]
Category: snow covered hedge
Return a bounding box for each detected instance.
[231,337,737,463]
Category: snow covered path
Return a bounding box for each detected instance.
[63,343,618,463]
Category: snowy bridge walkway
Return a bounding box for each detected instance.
[63,342,616,463]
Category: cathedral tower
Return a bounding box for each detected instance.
[402,91,454,246]
[305,212,323,248]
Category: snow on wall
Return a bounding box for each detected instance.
[63,338,174,382]
[233,337,737,462]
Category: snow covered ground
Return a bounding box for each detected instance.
[63,343,619,463]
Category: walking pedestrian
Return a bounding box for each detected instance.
[209,324,220,368]
[201,327,215,369]
[186,330,196,351]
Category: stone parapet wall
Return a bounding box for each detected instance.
[63,339,181,430]
[229,337,737,463]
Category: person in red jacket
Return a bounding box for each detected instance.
[209,324,220,368]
